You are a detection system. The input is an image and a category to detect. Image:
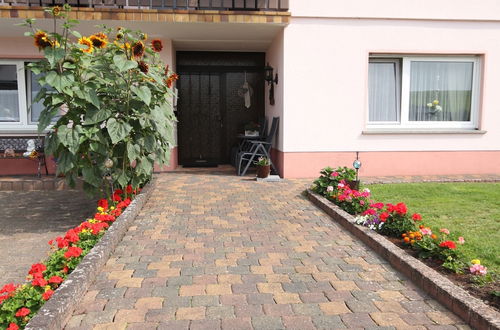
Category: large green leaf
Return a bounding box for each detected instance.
[113,54,138,72]
[86,89,100,109]
[45,71,74,96]
[131,85,151,106]
[56,151,75,173]
[57,125,83,154]
[127,141,141,161]
[82,166,101,188]
[43,47,66,68]
[107,118,132,144]
[84,107,111,125]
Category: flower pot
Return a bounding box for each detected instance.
[346,180,360,190]
[256,165,271,178]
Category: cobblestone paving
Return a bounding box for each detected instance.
[66,169,469,329]
[0,191,96,285]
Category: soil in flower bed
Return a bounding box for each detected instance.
[385,236,500,311]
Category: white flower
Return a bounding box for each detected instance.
[426,103,433,107]
[326,186,334,192]
[435,105,442,111]
[363,188,370,193]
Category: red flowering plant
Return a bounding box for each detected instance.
[0,187,139,329]
[372,202,419,238]
[311,166,357,197]
[327,181,371,215]
[402,225,466,273]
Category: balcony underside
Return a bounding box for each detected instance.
[0,5,289,24]
[0,0,289,11]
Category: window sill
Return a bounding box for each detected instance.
[362,129,487,135]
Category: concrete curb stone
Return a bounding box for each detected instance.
[25,177,157,330]
[306,189,500,330]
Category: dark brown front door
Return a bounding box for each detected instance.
[177,52,265,166]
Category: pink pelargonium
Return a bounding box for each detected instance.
[331,172,339,177]
[420,227,433,236]
[439,228,450,235]
[470,264,487,275]
[458,237,465,245]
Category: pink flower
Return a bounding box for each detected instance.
[326,186,333,193]
[458,237,465,245]
[439,228,450,235]
[420,227,432,236]
[470,264,487,275]
[337,183,345,188]
[331,172,339,177]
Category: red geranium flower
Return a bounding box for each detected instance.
[0,283,18,294]
[7,323,19,330]
[42,290,54,301]
[126,184,133,194]
[65,229,80,243]
[97,198,109,210]
[412,213,422,221]
[62,266,69,274]
[32,277,48,287]
[28,263,46,276]
[112,193,122,202]
[64,246,83,259]
[379,212,389,222]
[369,202,384,210]
[15,307,31,317]
[48,276,64,284]
[439,241,457,249]
[53,236,69,249]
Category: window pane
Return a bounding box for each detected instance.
[368,61,400,122]
[0,65,20,122]
[30,71,44,122]
[409,61,473,122]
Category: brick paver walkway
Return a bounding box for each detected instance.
[66,169,468,329]
[0,191,95,285]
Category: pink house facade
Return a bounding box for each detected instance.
[0,0,499,178]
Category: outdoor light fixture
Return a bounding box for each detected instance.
[353,152,362,181]
[264,63,278,105]
[264,63,278,85]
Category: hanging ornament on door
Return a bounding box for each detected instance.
[237,71,253,109]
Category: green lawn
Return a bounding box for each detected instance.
[365,182,500,273]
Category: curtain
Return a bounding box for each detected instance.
[30,71,44,122]
[409,61,473,122]
[368,61,399,122]
[0,65,20,122]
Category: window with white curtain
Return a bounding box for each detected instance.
[0,60,45,131]
[368,55,480,130]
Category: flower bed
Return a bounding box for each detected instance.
[0,186,140,330]
[311,166,498,311]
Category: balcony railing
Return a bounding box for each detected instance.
[0,0,289,11]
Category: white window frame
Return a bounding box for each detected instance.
[367,55,481,130]
[0,59,40,132]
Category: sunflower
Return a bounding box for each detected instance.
[138,61,149,74]
[51,6,61,16]
[78,36,94,53]
[89,34,107,49]
[151,39,163,52]
[165,73,179,88]
[140,33,148,41]
[33,30,52,50]
[132,41,145,58]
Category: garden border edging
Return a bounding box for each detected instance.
[24,177,157,330]
[306,189,500,330]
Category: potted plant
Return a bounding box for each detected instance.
[254,156,271,178]
[244,122,260,136]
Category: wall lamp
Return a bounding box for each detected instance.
[264,63,278,85]
[264,63,278,105]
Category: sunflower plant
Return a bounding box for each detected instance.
[20,5,178,197]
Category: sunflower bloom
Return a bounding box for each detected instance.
[89,34,107,49]
[34,30,52,50]
[78,36,94,53]
[151,39,163,52]
[138,61,149,74]
[51,6,61,16]
[132,41,145,58]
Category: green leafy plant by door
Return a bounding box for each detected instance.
[21,5,178,197]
